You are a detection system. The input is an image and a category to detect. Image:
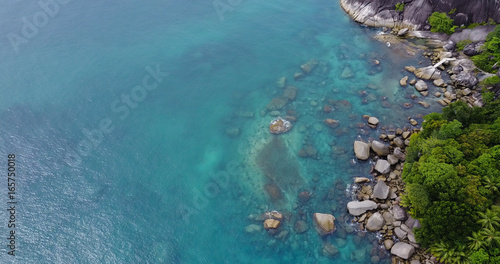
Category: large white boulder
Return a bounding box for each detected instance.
[415,80,428,91]
[371,140,390,156]
[354,141,370,160]
[391,242,415,260]
[347,200,377,216]
[372,180,390,199]
[313,213,336,236]
[375,159,391,174]
[366,212,385,231]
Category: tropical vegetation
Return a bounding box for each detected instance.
[471,25,500,73]
[428,12,457,35]
[395,3,404,12]
[401,96,500,263]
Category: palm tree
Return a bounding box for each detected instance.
[479,227,500,248]
[482,176,500,194]
[430,241,468,264]
[467,231,485,250]
[477,209,500,230]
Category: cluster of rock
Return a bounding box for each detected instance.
[261,58,327,136]
[420,49,489,108]
[340,0,500,30]
[246,210,339,258]
[398,44,490,111]
[350,129,438,263]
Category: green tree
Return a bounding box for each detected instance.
[477,209,500,230]
[428,12,457,34]
[468,231,485,250]
[479,227,500,248]
[430,241,468,264]
[437,120,463,140]
[469,249,490,264]
[395,2,404,12]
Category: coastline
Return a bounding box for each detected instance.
[341,1,500,263]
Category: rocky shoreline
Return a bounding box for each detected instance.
[344,5,500,263]
[340,0,500,31]
[238,8,499,261]
[350,128,435,263]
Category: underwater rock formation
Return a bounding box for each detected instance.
[256,137,304,203]
[269,117,293,134]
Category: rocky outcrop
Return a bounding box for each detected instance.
[414,66,441,80]
[453,71,478,88]
[340,0,500,30]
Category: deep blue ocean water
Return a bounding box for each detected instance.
[0,1,444,263]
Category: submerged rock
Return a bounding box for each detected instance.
[313,213,336,236]
[257,137,304,202]
[276,77,286,88]
[263,219,280,230]
[323,105,333,113]
[340,66,354,79]
[324,118,339,128]
[283,86,298,101]
[294,220,309,234]
[301,59,318,74]
[266,97,287,111]
[225,127,240,137]
[245,224,262,233]
[298,191,311,203]
[269,117,292,134]
[322,243,339,258]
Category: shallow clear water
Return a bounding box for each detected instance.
[0,0,443,263]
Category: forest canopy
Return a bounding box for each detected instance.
[402,95,500,263]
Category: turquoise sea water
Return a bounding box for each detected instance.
[0,0,444,263]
